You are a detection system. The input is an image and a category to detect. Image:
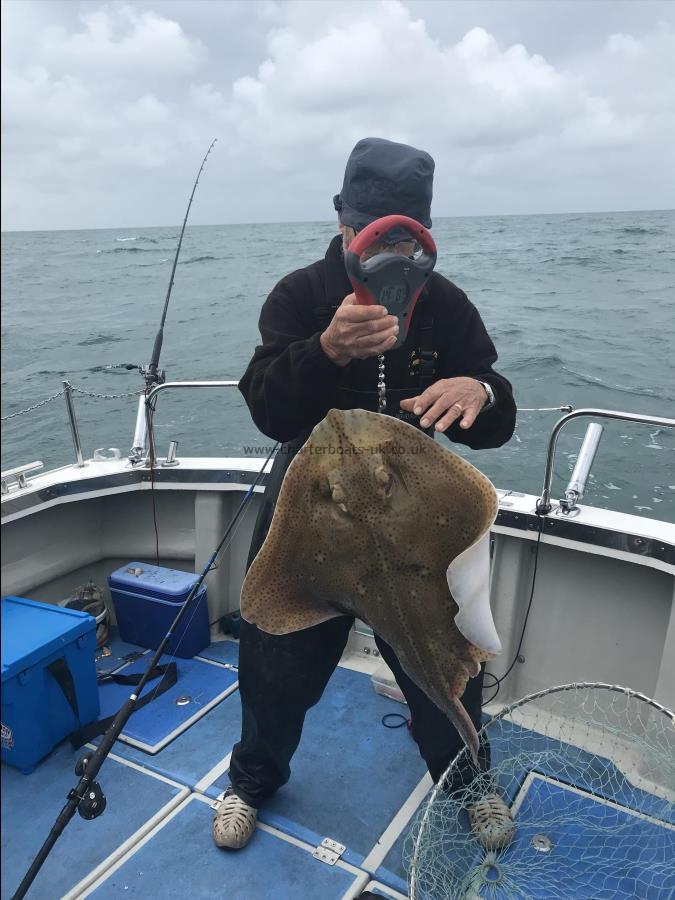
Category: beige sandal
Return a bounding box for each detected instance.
[212,788,258,850]
[468,792,515,850]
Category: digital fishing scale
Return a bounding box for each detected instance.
[344,214,437,412]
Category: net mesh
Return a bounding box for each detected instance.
[406,683,675,899]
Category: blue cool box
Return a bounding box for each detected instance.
[109,562,209,659]
[1,596,100,774]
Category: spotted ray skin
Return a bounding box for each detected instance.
[241,408,500,763]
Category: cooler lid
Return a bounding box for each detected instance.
[1,596,96,682]
[108,562,199,602]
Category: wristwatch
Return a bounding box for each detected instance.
[478,381,496,412]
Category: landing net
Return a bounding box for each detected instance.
[406,683,675,899]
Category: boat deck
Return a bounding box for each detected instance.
[2,633,674,899]
[2,632,426,899]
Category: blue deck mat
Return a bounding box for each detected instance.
[96,654,237,752]
[1,743,184,900]
[196,638,239,667]
[363,882,407,898]
[90,795,360,900]
[485,717,675,824]
[102,677,242,789]
[211,665,427,866]
[376,851,410,897]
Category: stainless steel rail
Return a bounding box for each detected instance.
[536,408,675,514]
[141,380,240,467]
[63,381,85,468]
[1,461,44,494]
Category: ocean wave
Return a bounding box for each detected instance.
[538,255,598,266]
[562,364,670,401]
[77,333,124,346]
[97,246,157,254]
[561,365,604,385]
[493,325,525,338]
[114,236,159,244]
[88,364,137,373]
[511,353,566,370]
[180,255,219,265]
[621,226,663,236]
[560,256,598,265]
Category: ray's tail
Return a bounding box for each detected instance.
[448,697,481,767]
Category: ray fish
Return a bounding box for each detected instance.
[241,408,502,764]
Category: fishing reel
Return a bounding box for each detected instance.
[139,362,166,388]
[74,753,107,820]
[344,214,437,349]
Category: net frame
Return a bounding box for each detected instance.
[407,682,675,900]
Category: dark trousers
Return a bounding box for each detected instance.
[229,615,487,808]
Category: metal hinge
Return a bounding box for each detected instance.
[313,837,346,865]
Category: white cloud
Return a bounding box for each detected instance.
[37,5,205,77]
[1,0,674,229]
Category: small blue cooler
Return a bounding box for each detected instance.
[1,596,100,774]
[109,562,209,659]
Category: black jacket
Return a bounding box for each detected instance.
[239,234,516,449]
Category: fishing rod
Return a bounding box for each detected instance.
[10,443,277,900]
[130,138,218,463]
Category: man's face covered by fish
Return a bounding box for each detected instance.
[241,408,502,764]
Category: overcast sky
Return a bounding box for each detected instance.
[2,0,674,230]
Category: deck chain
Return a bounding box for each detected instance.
[71,385,144,400]
[3,384,571,424]
[2,385,144,421]
[1,389,66,421]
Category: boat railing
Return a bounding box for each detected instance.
[140,380,240,468]
[536,408,675,515]
[1,378,144,485]
[4,379,675,523]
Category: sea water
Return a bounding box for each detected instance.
[2,210,674,522]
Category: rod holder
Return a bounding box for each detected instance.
[162,440,179,467]
[63,381,85,468]
[561,422,603,512]
[536,408,675,515]
[129,395,148,464]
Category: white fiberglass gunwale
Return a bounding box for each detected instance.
[2,456,673,577]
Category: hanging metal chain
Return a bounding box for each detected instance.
[377,354,387,413]
[1,389,66,421]
[71,385,144,401]
[1,385,144,422]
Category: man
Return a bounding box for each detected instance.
[213,137,517,851]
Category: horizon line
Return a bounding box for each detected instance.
[2,206,674,235]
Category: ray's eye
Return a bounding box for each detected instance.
[318,479,332,498]
[375,466,394,497]
[330,482,349,514]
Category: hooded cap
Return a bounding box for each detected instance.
[334,137,434,242]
